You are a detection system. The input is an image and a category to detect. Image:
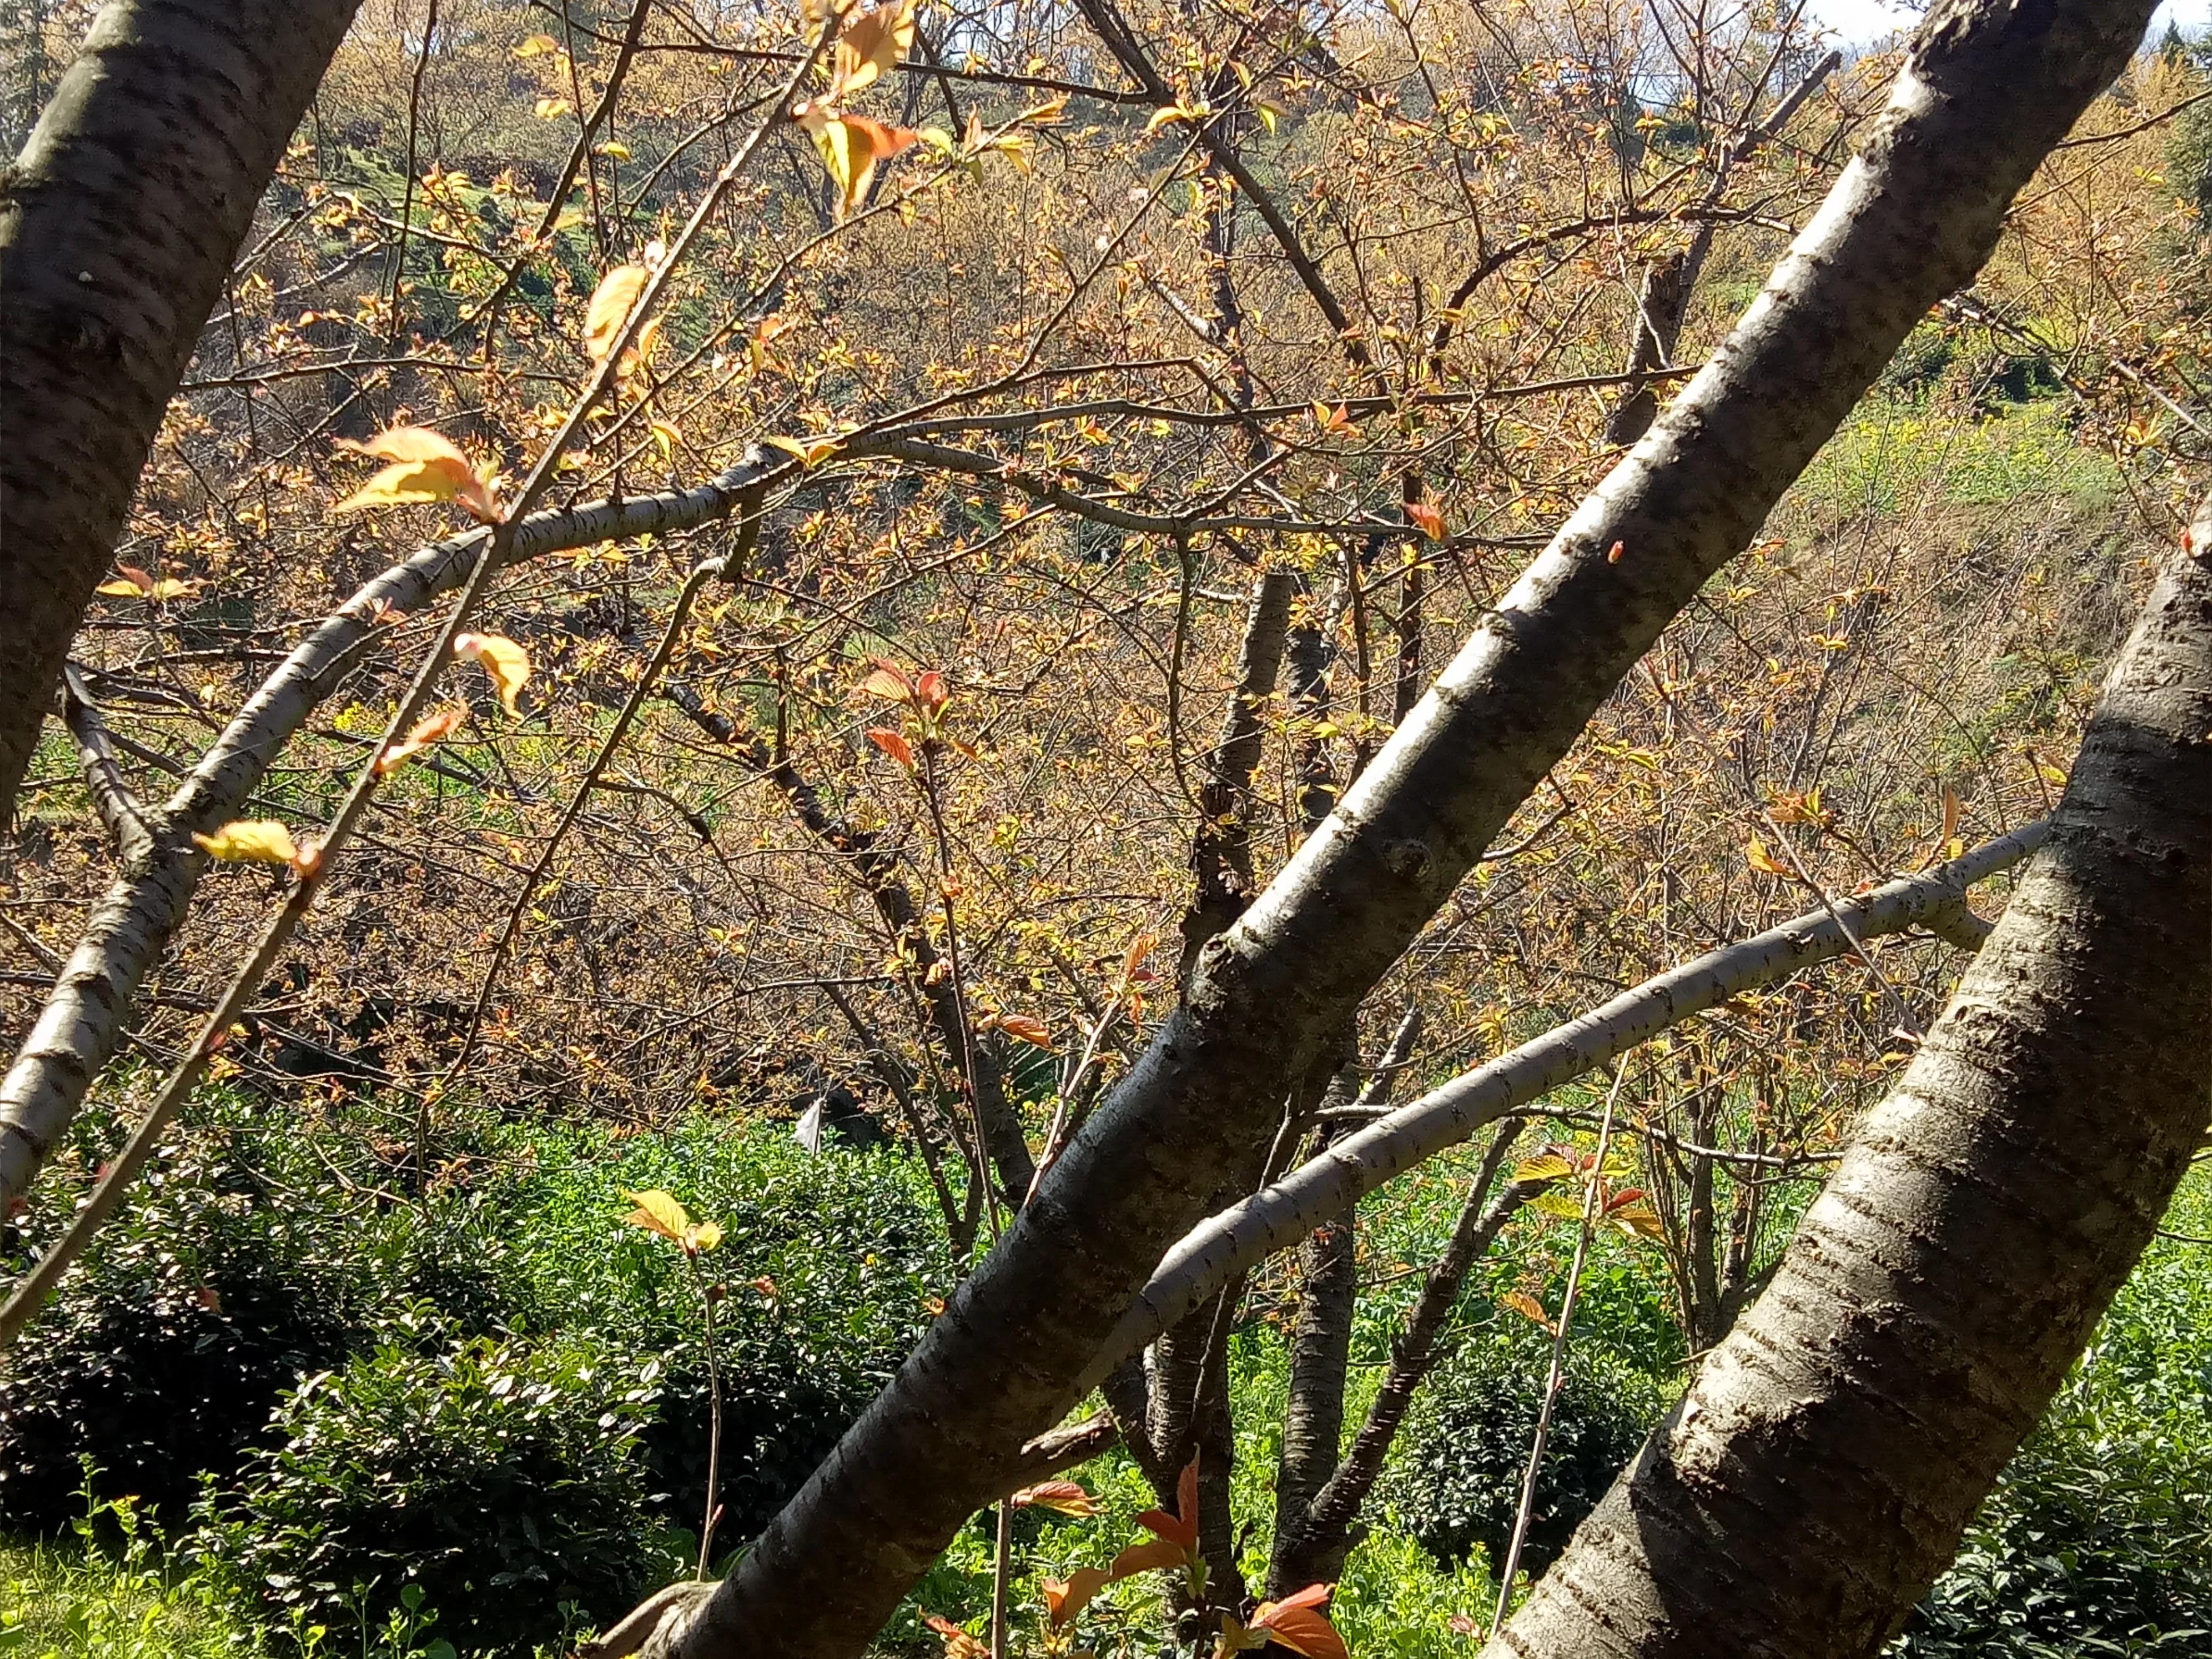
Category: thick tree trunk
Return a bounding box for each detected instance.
[645,3,2155,1653]
[1485,526,2212,1659]
[0,0,364,822]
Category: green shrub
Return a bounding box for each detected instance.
[194,1331,667,1654]
[0,1111,529,1535]
[1379,1319,1667,1578]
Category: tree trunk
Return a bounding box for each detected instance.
[1485,527,2212,1659]
[644,3,2156,1652]
[0,0,364,822]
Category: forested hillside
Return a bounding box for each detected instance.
[1,1,2207,1656]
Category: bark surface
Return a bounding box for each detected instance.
[0,0,364,820]
[632,0,2161,1650]
[1485,525,2212,1659]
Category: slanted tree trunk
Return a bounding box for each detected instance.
[1485,523,2212,1658]
[642,3,2157,1652]
[0,0,364,823]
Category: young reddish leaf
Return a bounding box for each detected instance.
[1108,1536,1189,1579]
[1041,1565,1112,1627]
[583,263,651,363]
[454,633,530,717]
[920,1614,989,1658]
[1406,500,1445,541]
[867,727,916,768]
[1011,1479,1097,1517]
[795,105,919,217]
[1310,400,1352,435]
[622,1187,691,1242]
[996,1013,1052,1049]
[914,669,950,716]
[1254,1599,1349,1659]
[374,707,467,776]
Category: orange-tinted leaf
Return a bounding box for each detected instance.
[997,1013,1052,1049]
[765,432,845,466]
[1406,501,1445,541]
[1255,1604,1348,1659]
[454,633,530,717]
[1501,1289,1554,1331]
[1011,1480,1097,1518]
[921,1614,990,1659]
[584,263,650,363]
[860,660,916,701]
[1310,400,1353,435]
[1041,1565,1112,1627]
[914,669,950,715]
[800,108,919,216]
[867,726,916,768]
[1607,539,1627,563]
[336,428,498,520]
[375,707,466,776]
[1109,1536,1188,1580]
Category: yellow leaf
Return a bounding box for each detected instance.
[584,263,651,363]
[649,418,681,463]
[765,433,844,466]
[534,96,574,120]
[454,632,530,716]
[513,32,560,57]
[685,1219,724,1252]
[1745,834,1790,877]
[860,663,915,700]
[1512,1153,1574,1185]
[192,819,319,877]
[336,428,498,520]
[798,108,918,217]
[97,578,149,597]
[622,1187,691,1242]
[596,140,632,160]
[1256,100,1282,135]
[375,707,466,776]
[828,0,915,99]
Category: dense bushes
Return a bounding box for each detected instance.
[1379,1317,1669,1578]
[194,1333,666,1651]
[0,1090,953,1654]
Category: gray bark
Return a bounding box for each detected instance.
[1483,525,2212,1659]
[642,3,2152,1651]
[0,0,364,821]
[1102,824,2043,1375]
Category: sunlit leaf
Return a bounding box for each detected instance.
[1501,1289,1554,1331]
[1406,501,1445,541]
[622,1187,691,1242]
[374,707,466,776]
[766,432,845,466]
[997,1013,1052,1049]
[1109,1536,1188,1579]
[1512,1153,1574,1184]
[860,661,916,701]
[921,1614,989,1659]
[584,263,651,363]
[685,1218,724,1252]
[335,427,498,520]
[1255,1603,1349,1659]
[1745,834,1790,877]
[1041,1566,1111,1627]
[828,0,915,99]
[914,669,950,715]
[191,819,320,878]
[1011,1480,1097,1517]
[534,96,573,120]
[513,32,560,57]
[454,632,531,717]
